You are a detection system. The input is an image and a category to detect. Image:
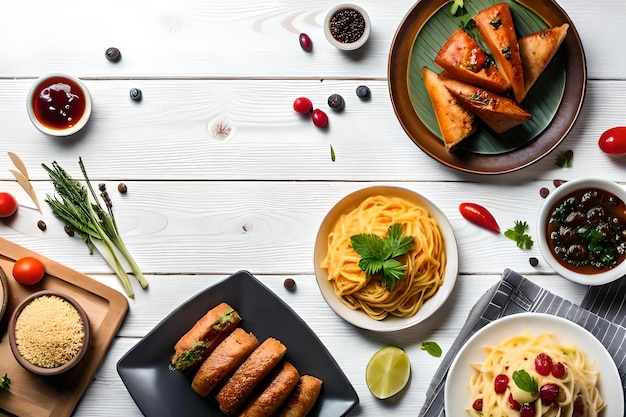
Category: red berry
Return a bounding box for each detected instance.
[293,97,313,114]
[534,353,553,376]
[574,395,585,416]
[472,398,483,411]
[299,33,313,52]
[520,403,535,417]
[494,374,509,394]
[540,383,560,405]
[311,109,328,128]
[551,361,566,378]
[507,393,520,410]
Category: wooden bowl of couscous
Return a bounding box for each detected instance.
[8,290,90,376]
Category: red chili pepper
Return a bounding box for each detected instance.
[459,202,500,233]
[598,126,626,154]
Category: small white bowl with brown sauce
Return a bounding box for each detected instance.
[8,290,90,375]
[537,178,626,286]
[26,73,92,137]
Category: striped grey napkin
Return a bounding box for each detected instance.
[418,269,626,417]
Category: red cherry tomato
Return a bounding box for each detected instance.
[459,202,500,233]
[12,257,45,285]
[598,126,626,154]
[0,192,18,218]
[311,109,328,128]
[293,97,313,114]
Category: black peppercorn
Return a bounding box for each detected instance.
[284,278,296,290]
[64,225,75,237]
[37,220,47,231]
[329,8,366,43]
[118,183,128,193]
[328,94,345,111]
[105,47,121,62]
[130,88,142,101]
[529,257,539,267]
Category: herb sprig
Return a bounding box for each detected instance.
[350,224,414,291]
[42,158,148,298]
[421,341,443,358]
[504,220,534,249]
[512,369,538,393]
[0,373,10,391]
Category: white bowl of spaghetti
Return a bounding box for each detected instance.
[313,186,458,332]
[445,313,623,417]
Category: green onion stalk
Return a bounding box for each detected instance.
[42,158,148,298]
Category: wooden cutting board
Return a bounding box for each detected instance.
[0,238,128,417]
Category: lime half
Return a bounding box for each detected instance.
[365,345,411,399]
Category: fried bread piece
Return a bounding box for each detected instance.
[278,375,324,417]
[443,76,531,133]
[422,67,477,151]
[215,337,287,415]
[435,28,510,93]
[171,302,242,371]
[519,23,569,95]
[191,328,260,398]
[474,3,525,103]
[239,361,300,417]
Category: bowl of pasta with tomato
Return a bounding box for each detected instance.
[313,186,459,332]
[445,313,623,417]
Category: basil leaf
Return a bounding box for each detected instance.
[421,341,442,358]
[512,369,538,393]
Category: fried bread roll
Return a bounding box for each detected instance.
[239,361,300,417]
[191,328,259,397]
[216,337,287,415]
[278,375,323,417]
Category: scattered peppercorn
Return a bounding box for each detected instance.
[105,47,121,62]
[118,183,128,194]
[329,8,366,43]
[284,278,296,290]
[356,85,371,100]
[529,257,539,267]
[129,88,142,101]
[64,225,75,237]
[328,94,345,111]
[299,33,313,52]
[37,220,47,231]
[311,109,329,128]
[539,187,550,198]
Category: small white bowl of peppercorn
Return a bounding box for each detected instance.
[537,178,626,286]
[324,4,371,51]
[8,290,90,376]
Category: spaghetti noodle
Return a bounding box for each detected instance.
[467,332,605,417]
[321,195,446,320]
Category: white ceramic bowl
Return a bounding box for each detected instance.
[313,186,458,332]
[26,73,92,136]
[537,178,626,286]
[324,4,371,51]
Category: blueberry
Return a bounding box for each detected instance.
[328,94,345,111]
[129,88,142,101]
[356,85,371,100]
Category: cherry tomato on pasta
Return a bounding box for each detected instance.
[12,257,45,285]
[0,192,18,218]
[598,126,626,154]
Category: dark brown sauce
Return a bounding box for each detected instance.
[546,187,626,274]
[32,76,86,130]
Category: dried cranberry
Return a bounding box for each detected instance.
[311,109,328,128]
[508,393,520,410]
[520,403,535,417]
[551,361,566,378]
[494,374,509,394]
[574,395,585,416]
[540,383,560,405]
[299,33,313,52]
[540,187,550,198]
[293,97,313,114]
[535,353,553,376]
[472,398,483,411]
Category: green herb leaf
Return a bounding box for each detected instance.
[504,220,534,250]
[450,0,464,15]
[421,341,443,358]
[512,369,538,393]
[330,144,336,162]
[0,373,10,391]
[555,150,574,168]
[350,224,415,291]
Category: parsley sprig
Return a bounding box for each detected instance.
[504,220,534,249]
[0,373,10,391]
[350,224,414,291]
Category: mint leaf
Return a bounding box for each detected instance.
[421,341,442,358]
[350,233,385,259]
[512,369,538,393]
[381,258,406,290]
[359,257,384,276]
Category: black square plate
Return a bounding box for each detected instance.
[117,270,358,416]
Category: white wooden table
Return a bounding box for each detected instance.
[0,0,622,415]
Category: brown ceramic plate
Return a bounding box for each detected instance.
[0,266,7,322]
[388,0,586,174]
